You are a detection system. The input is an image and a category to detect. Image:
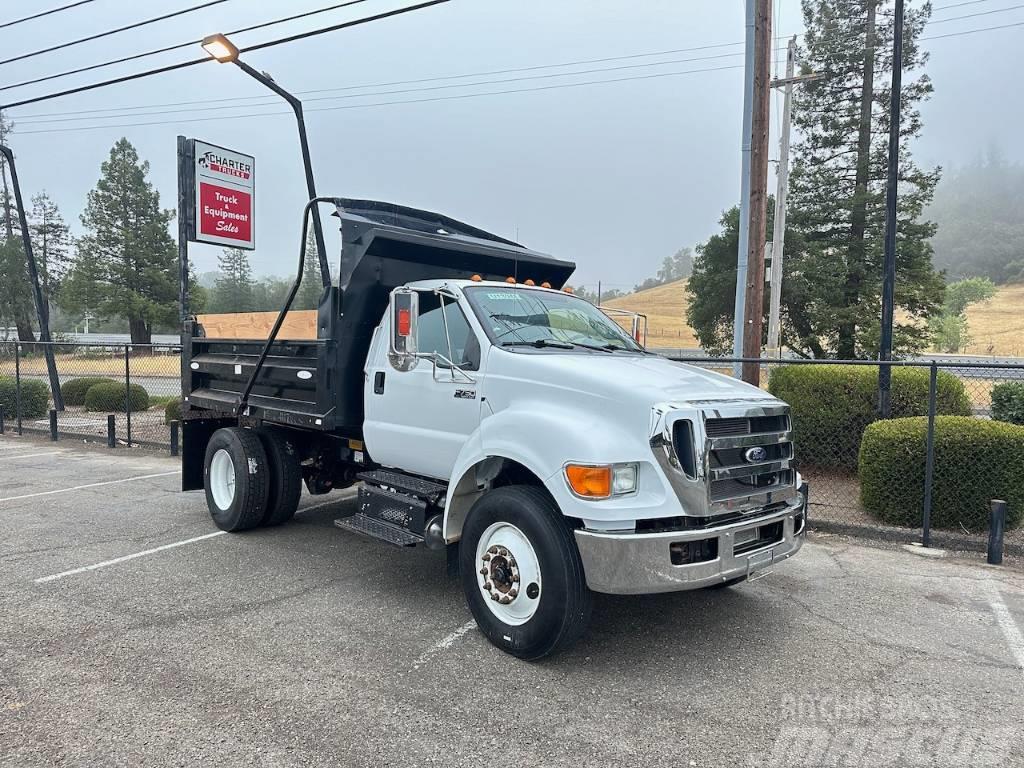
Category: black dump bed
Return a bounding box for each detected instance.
[182,198,576,436]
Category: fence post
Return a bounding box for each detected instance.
[921,362,938,548]
[988,500,1006,566]
[124,345,132,447]
[107,414,116,448]
[49,409,58,441]
[0,404,4,434]
[170,420,179,456]
[14,343,22,435]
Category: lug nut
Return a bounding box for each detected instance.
[508,589,518,599]
[488,546,499,555]
[479,568,488,576]
[483,582,492,591]
[490,593,499,601]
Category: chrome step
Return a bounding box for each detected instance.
[334,513,424,547]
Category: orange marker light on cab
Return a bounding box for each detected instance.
[524,279,536,286]
[470,274,483,282]
[541,282,551,289]
[505,276,517,284]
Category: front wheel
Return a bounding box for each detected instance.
[459,486,592,660]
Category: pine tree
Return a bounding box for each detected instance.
[29,191,72,301]
[295,230,324,310]
[0,111,36,342]
[210,247,254,312]
[786,0,943,358]
[61,139,178,344]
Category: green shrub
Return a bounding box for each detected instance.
[991,382,1024,425]
[83,382,150,413]
[859,416,1024,531]
[61,376,116,406]
[0,376,50,419]
[164,397,182,424]
[767,365,972,471]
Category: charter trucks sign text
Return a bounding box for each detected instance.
[193,140,255,249]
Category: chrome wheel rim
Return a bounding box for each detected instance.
[475,522,542,625]
[210,448,236,511]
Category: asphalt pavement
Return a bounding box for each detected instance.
[1,435,1022,767]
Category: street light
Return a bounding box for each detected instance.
[199,33,330,286]
[200,33,239,63]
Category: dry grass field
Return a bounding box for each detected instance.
[606,278,1024,356]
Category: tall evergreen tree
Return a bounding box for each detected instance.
[295,230,324,310]
[210,247,254,312]
[29,191,72,301]
[0,112,36,342]
[786,0,943,358]
[61,139,178,343]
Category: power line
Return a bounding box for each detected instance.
[9,38,753,114]
[921,17,1024,39]
[0,0,232,67]
[0,0,374,95]
[14,63,751,135]
[932,0,998,10]
[0,0,95,30]
[928,2,1024,25]
[13,50,770,125]
[0,0,452,111]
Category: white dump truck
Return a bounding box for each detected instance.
[181,199,807,659]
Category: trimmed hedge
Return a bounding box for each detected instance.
[0,376,50,419]
[164,397,182,424]
[61,376,116,407]
[991,382,1024,425]
[859,416,1024,531]
[83,382,150,413]
[767,365,972,471]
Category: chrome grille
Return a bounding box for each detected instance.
[704,408,794,509]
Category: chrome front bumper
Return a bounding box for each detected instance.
[574,495,807,595]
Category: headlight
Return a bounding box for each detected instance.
[564,463,638,499]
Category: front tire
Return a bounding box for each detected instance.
[460,486,592,660]
[203,427,270,532]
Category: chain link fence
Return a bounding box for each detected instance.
[2,341,1021,554]
[0,341,181,450]
[667,355,1024,554]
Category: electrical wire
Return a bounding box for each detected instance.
[0,0,95,30]
[0,0,373,95]
[0,0,232,67]
[0,0,452,111]
[12,50,770,125]
[14,63,754,135]
[928,2,1024,25]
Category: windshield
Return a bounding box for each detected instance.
[464,286,643,352]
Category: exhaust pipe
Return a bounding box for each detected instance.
[424,515,446,550]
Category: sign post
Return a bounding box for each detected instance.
[176,137,256,322]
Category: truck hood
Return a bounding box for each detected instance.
[487,349,779,409]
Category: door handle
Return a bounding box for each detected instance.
[373,371,385,394]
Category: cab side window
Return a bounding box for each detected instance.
[417,294,480,371]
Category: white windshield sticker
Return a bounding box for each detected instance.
[485,292,520,300]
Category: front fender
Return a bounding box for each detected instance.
[442,403,672,541]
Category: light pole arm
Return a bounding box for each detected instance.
[233,59,331,288]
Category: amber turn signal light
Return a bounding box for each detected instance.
[565,465,612,499]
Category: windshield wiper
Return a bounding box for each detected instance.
[566,341,616,353]
[502,339,575,349]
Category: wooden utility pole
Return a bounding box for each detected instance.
[740,0,773,385]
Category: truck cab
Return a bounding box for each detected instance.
[181,199,807,659]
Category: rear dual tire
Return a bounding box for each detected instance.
[203,426,302,531]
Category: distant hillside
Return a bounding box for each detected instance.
[604,278,1024,356]
[604,279,697,348]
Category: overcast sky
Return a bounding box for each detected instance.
[4,0,1023,292]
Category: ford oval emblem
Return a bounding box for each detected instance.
[744,446,768,464]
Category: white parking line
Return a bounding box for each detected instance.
[986,580,1024,673]
[34,492,358,584]
[0,451,65,460]
[35,531,226,583]
[411,620,478,670]
[0,470,181,503]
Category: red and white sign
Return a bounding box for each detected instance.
[193,140,255,250]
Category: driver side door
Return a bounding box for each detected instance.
[363,293,483,481]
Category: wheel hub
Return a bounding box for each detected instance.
[474,522,542,625]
